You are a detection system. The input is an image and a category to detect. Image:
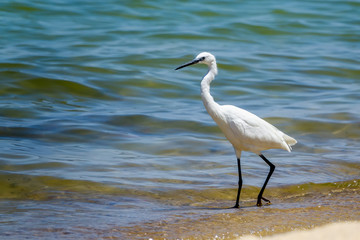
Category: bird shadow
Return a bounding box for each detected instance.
[158,202,273,213]
[170,203,267,212]
[196,205,260,211]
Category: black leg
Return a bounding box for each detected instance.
[233,158,242,208]
[257,154,275,206]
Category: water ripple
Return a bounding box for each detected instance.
[1,0,360,238]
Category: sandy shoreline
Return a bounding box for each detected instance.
[120,180,360,239]
[239,221,360,240]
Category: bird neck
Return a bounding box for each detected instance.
[201,62,220,115]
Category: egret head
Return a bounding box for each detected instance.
[175,52,216,70]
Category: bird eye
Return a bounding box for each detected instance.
[199,57,205,61]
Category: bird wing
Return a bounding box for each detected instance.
[222,106,292,153]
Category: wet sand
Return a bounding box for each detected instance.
[120,179,360,239]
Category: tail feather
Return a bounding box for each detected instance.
[283,134,297,151]
[284,135,297,146]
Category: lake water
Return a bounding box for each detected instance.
[1,0,359,239]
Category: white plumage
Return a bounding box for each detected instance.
[216,105,296,155]
[176,52,297,207]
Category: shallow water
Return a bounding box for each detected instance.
[1,0,360,239]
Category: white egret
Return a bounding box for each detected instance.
[175,52,297,207]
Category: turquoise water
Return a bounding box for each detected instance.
[1,0,360,239]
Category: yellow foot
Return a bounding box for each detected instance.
[257,197,271,207]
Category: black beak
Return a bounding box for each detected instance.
[175,58,200,70]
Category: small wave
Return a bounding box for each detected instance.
[105,114,219,135]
